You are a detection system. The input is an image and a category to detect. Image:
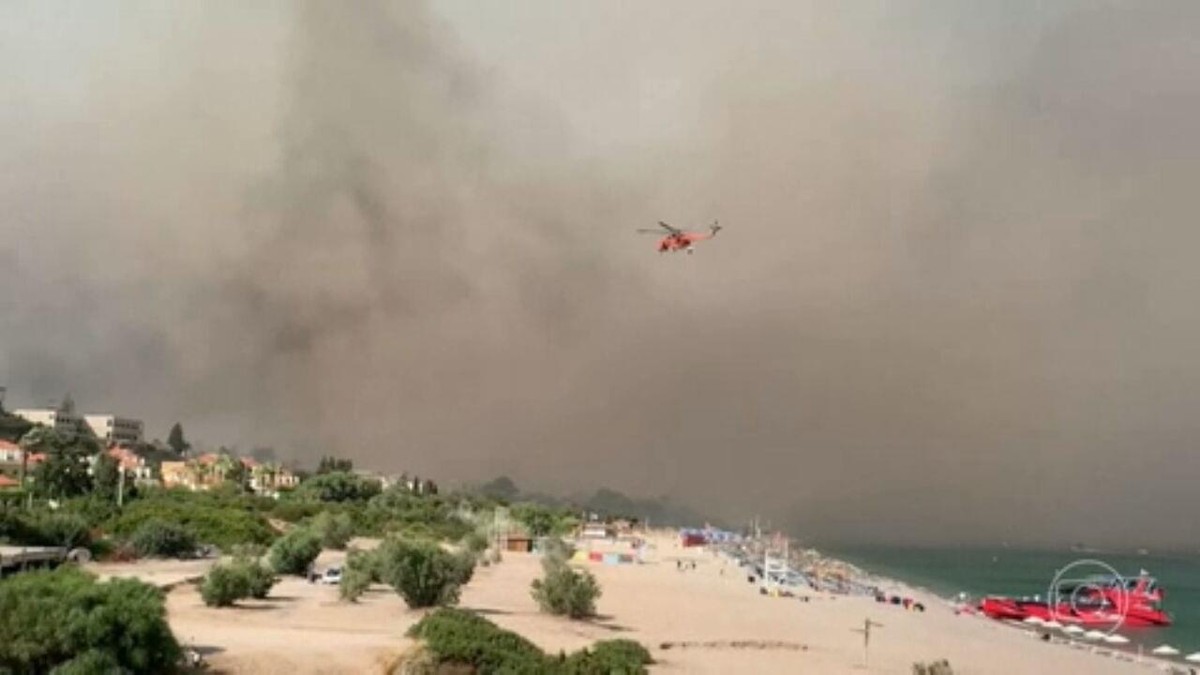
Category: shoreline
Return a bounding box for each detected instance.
[77,530,1195,673]
[717,531,1193,674]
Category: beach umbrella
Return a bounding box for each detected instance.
[1063,625,1085,635]
[1083,630,1107,641]
[1022,617,1046,626]
[1043,620,1064,630]
[1151,645,1180,656]
[1183,652,1200,663]
[1102,635,1129,644]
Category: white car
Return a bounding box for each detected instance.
[320,567,342,585]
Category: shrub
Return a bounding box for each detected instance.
[531,558,601,619]
[200,564,250,607]
[407,608,654,675]
[339,549,378,603]
[462,530,489,553]
[559,640,653,675]
[375,537,474,608]
[268,528,322,575]
[0,566,180,674]
[199,558,277,606]
[241,560,278,599]
[108,491,275,549]
[131,520,198,559]
[17,511,91,549]
[295,471,381,503]
[407,608,549,673]
[310,511,354,550]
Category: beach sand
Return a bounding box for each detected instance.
[147,533,1159,673]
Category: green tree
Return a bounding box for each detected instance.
[24,428,97,500]
[268,528,322,575]
[479,476,520,502]
[166,422,189,456]
[310,511,354,549]
[316,456,353,474]
[375,537,475,608]
[296,471,380,502]
[531,554,601,619]
[131,520,198,559]
[92,452,121,501]
[511,502,561,537]
[0,566,180,673]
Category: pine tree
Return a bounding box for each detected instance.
[167,423,190,456]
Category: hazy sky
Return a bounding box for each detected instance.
[2,1,1199,547]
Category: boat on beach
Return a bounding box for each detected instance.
[979,571,1172,628]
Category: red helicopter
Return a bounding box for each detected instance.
[637,220,722,254]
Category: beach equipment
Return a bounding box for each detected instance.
[1102,634,1129,644]
[1062,625,1084,635]
[1022,616,1045,626]
[1042,620,1063,630]
[1151,644,1180,656]
[1183,652,1200,663]
[1082,630,1107,641]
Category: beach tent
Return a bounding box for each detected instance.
[1151,644,1180,656]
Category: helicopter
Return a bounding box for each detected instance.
[636,220,722,254]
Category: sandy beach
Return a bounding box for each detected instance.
[97,532,1179,674]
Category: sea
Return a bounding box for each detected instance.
[824,545,1200,656]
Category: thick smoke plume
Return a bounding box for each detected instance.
[2,1,1199,547]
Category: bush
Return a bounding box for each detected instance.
[108,490,275,549]
[0,566,180,674]
[200,564,250,607]
[16,511,91,549]
[241,561,278,599]
[310,511,354,550]
[407,608,548,673]
[462,530,489,553]
[339,549,378,603]
[131,520,198,559]
[294,471,381,503]
[531,558,601,619]
[268,528,322,575]
[407,609,653,675]
[375,537,474,608]
[560,640,653,675]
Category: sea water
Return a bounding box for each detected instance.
[826,545,1200,656]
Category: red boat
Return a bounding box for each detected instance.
[979,572,1172,627]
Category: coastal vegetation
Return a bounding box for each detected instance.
[1,437,680,672]
[0,566,180,674]
[403,608,652,675]
[531,539,601,619]
[268,527,323,575]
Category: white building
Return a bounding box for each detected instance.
[83,415,144,445]
[12,404,83,434]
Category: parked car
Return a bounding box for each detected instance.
[320,567,342,585]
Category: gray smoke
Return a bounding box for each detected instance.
[2,1,1198,547]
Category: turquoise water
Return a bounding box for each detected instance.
[825,545,1200,655]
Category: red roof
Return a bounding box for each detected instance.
[0,439,19,452]
[0,474,19,488]
[26,453,46,465]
